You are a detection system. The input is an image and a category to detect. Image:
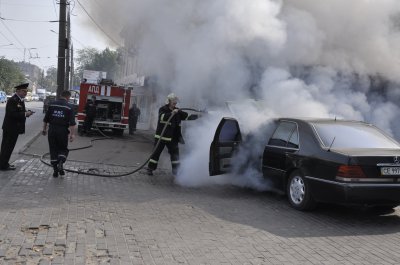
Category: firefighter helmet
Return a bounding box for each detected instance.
[165,93,179,104]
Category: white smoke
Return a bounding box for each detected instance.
[81,0,400,188]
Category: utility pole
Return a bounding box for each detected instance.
[56,0,67,98]
[65,5,70,91]
[70,43,74,90]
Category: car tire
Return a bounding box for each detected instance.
[367,205,397,214]
[287,170,316,211]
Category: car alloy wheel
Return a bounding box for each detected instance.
[287,170,316,211]
[289,175,305,205]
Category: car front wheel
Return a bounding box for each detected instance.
[287,170,316,211]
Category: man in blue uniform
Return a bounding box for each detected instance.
[42,90,76,178]
[146,93,198,176]
[0,83,34,170]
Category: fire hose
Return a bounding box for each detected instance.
[39,108,205,177]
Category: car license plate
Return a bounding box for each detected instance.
[381,167,400,175]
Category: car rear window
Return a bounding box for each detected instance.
[312,122,400,149]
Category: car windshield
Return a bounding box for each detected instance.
[312,122,400,149]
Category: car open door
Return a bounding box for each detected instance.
[209,117,242,176]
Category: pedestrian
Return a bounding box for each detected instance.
[42,90,76,178]
[147,93,198,176]
[82,95,97,135]
[0,83,34,170]
[128,103,141,135]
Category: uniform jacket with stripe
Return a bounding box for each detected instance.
[154,105,198,143]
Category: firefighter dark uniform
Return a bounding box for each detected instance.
[82,96,97,135]
[147,104,198,175]
[0,83,33,170]
[43,96,76,177]
[128,104,141,134]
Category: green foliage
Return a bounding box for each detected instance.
[74,47,121,84]
[40,67,58,92]
[0,57,25,94]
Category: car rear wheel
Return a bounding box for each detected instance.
[287,170,316,211]
[368,205,398,214]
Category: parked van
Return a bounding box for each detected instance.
[0,91,7,103]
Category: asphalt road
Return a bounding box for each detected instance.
[0,99,158,169]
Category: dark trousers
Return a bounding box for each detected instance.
[48,126,69,167]
[148,139,180,174]
[129,118,138,134]
[0,130,19,169]
[83,115,95,133]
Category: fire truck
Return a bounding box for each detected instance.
[77,81,132,135]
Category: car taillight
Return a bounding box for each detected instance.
[336,165,366,179]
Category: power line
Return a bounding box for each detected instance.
[0,2,52,8]
[0,0,58,60]
[75,0,122,47]
[69,0,76,15]
[0,28,13,44]
[0,16,58,23]
[0,21,48,63]
[0,1,59,69]
[70,34,87,48]
[52,0,58,18]
[0,19,25,50]
[50,29,87,49]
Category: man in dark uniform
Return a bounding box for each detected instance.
[146,93,198,176]
[81,95,97,135]
[128,103,141,135]
[0,83,34,170]
[42,90,76,178]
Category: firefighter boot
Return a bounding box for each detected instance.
[52,165,58,178]
[58,161,65,176]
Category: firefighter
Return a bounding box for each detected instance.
[42,90,76,178]
[128,103,141,135]
[0,83,34,170]
[81,95,97,135]
[146,93,198,176]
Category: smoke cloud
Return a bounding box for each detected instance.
[82,0,400,188]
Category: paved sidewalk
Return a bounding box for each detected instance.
[1,130,400,264]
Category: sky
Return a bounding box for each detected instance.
[0,0,111,71]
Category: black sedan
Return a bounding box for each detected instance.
[209,117,400,211]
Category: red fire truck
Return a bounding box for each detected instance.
[77,81,132,135]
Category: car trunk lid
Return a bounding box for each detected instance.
[332,148,400,179]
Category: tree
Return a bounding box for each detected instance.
[74,47,121,85]
[0,57,25,94]
[42,67,58,92]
